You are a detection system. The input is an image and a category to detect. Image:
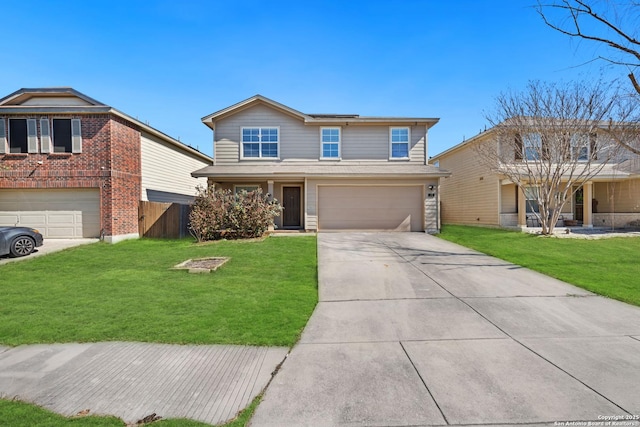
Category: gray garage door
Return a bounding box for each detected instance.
[0,189,100,238]
[318,186,424,231]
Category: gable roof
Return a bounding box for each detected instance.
[0,87,211,162]
[201,95,439,130]
[0,87,107,107]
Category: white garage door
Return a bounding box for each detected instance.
[0,189,101,238]
[318,186,424,231]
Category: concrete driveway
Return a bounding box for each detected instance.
[251,232,640,426]
[0,238,98,266]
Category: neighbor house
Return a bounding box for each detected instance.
[0,87,211,242]
[431,125,640,229]
[192,95,449,232]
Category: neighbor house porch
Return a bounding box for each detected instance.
[498,178,640,229]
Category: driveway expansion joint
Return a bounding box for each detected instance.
[399,340,450,425]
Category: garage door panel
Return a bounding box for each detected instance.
[318,186,423,232]
[0,189,100,238]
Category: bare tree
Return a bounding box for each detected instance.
[477,80,636,234]
[536,0,640,154]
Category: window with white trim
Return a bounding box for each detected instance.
[321,127,340,159]
[241,127,279,158]
[524,186,540,213]
[570,133,590,161]
[390,127,410,159]
[8,118,28,153]
[8,118,38,154]
[234,185,260,194]
[523,132,542,161]
[52,119,74,153]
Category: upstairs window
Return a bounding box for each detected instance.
[40,118,82,154]
[53,119,73,152]
[570,133,597,161]
[321,127,340,159]
[7,119,37,154]
[241,127,279,159]
[8,119,28,153]
[390,127,410,159]
[523,133,542,161]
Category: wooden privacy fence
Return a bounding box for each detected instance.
[139,201,191,239]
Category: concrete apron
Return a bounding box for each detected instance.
[0,342,288,425]
[251,232,640,427]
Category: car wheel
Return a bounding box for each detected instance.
[10,236,36,257]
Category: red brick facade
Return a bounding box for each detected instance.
[0,114,142,238]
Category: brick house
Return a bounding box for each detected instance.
[0,88,211,242]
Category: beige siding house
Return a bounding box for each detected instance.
[193,95,450,233]
[432,127,640,229]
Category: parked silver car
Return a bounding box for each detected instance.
[0,226,44,257]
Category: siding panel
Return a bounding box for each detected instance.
[437,139,500,226]
[140,132,210,203]
[214,104,428,163]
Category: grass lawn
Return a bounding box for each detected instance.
[0,398,254,427]
[438,225,640,306]
[0,383,262,427]
[0,236,318,347]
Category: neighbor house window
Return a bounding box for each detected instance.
[8,118,38,153]
[570,133,596,161]
[321,127,340,159]
[524,186,539,213]
[8,119,28,153]
[390,127,410,159]
[234,185,259,194]
[523,133,542,161]
[53,119,73,152]
[40,118,82,154]
[241,127,279,158]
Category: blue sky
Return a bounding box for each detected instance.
[1,0,622,158]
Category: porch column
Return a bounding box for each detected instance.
[267,180,274,201]
[583,181,593,228]
[267,180,275,232]
[517,185,527,228]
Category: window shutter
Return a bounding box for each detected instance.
[590,133,597,160]
[0,118,6,154]
[514,133,523,160]
[27,119,38,153]
[71,119,82,153]
[40,119,51,153]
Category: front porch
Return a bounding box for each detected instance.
[499,179,640,230]
[209,179,305,231]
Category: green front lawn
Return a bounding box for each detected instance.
[438,225,640,306]
[0,236,318,347]
[0,399,219,427]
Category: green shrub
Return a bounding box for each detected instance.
[189,186,281,241]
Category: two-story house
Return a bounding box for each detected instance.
[0,88,211,242]
[192,95,450,233]
[431,124,640,229]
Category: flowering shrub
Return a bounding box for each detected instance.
[189,186,282,241]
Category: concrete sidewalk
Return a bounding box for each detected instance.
[251,232,640,426]
[0,342,287,425]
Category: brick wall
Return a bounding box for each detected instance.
[0,114,142,238]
